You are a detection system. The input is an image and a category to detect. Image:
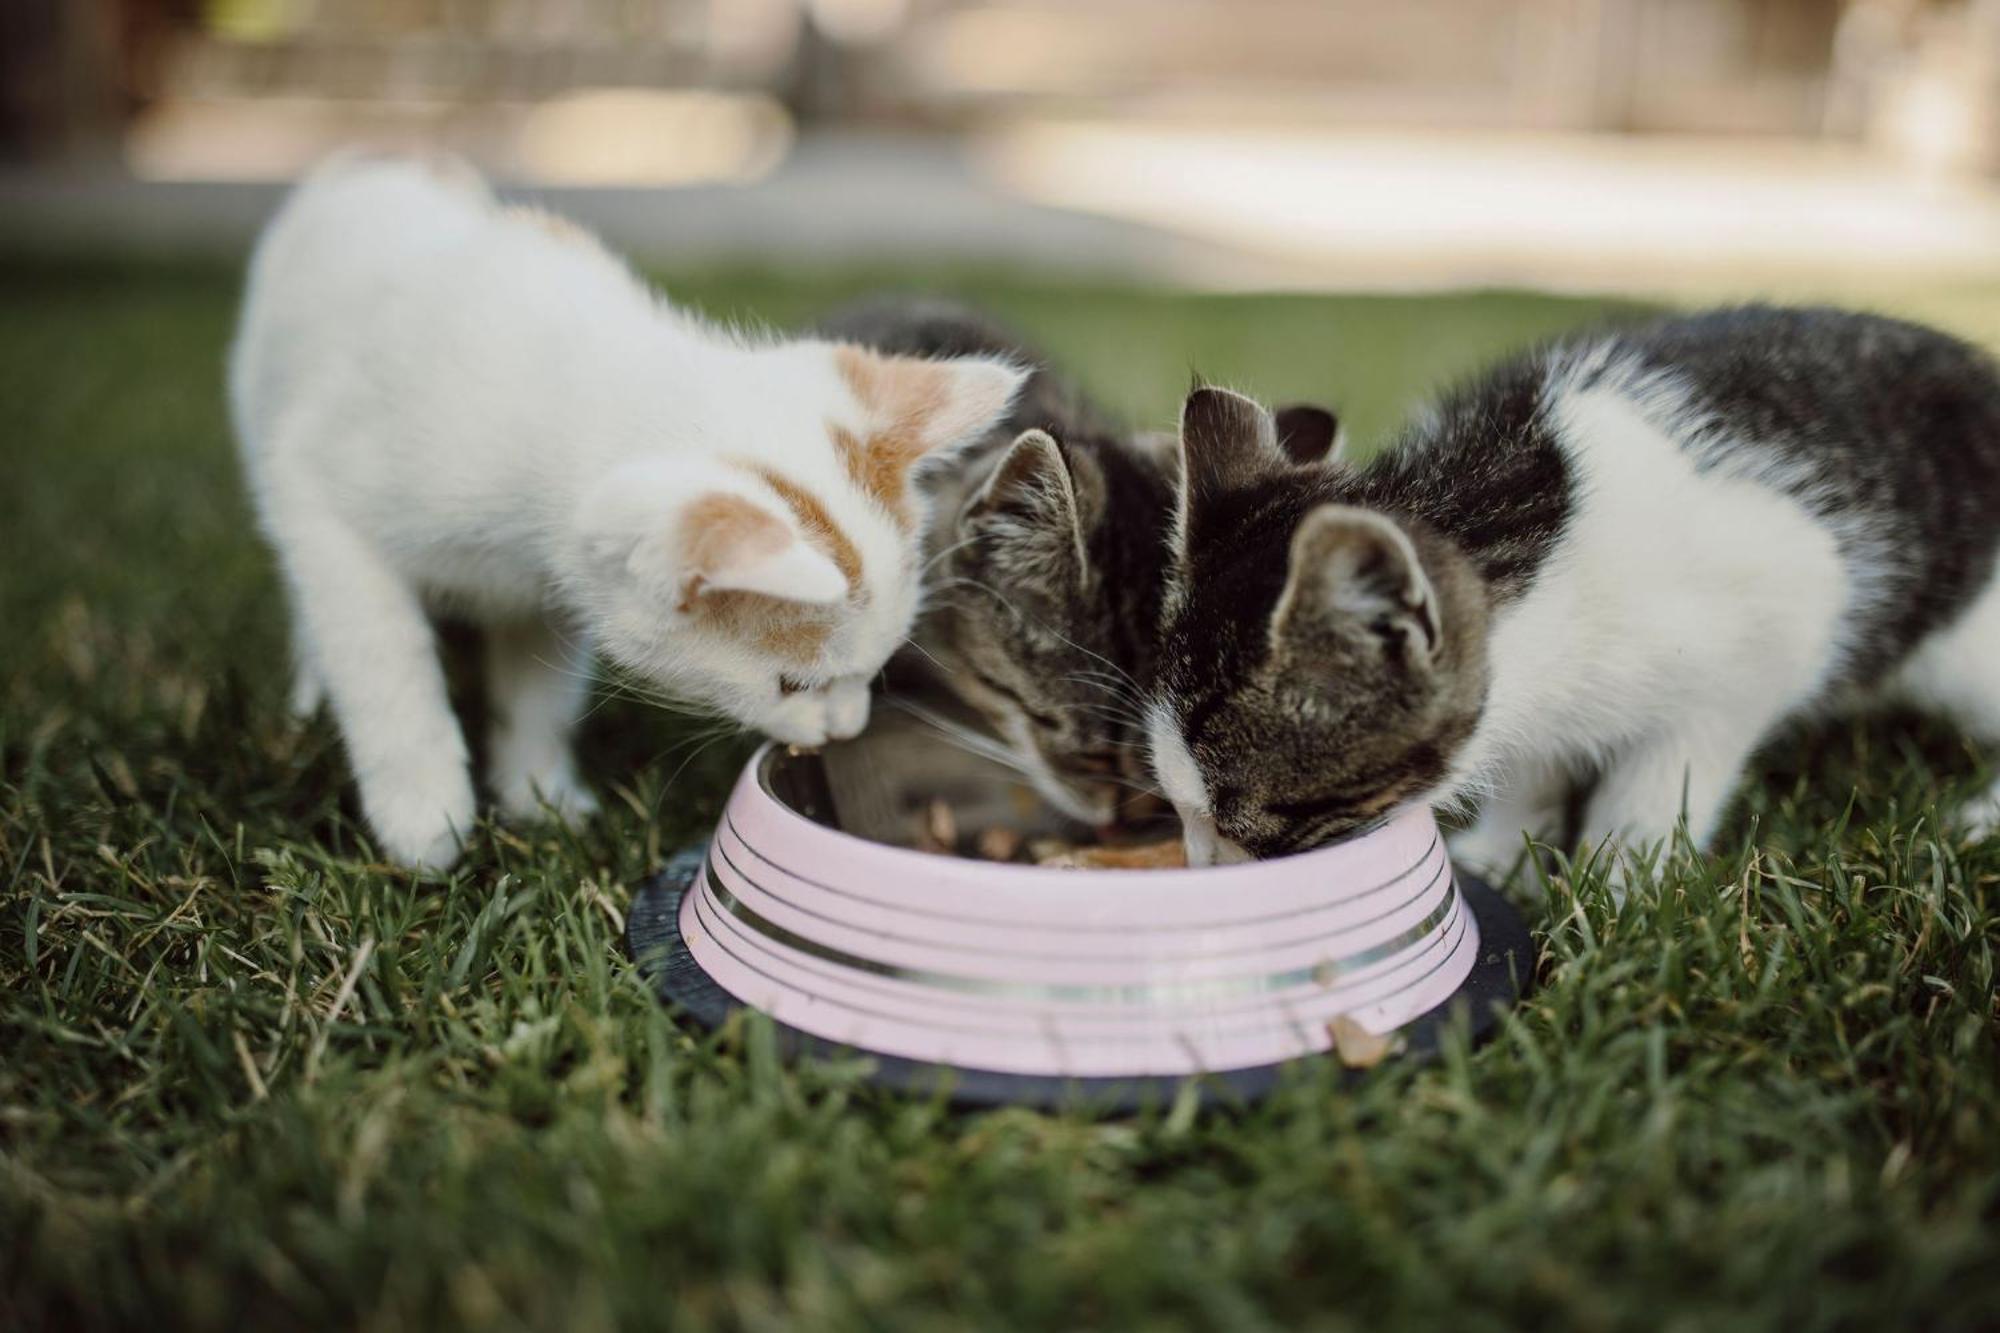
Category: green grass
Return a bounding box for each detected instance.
[2,251,1996,1332]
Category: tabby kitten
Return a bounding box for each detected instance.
[1145,307,2000,882]
[821,295,1337,822]
[231,160,1024,867]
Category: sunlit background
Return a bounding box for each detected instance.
[5,1,1999,322]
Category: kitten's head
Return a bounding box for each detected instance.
[1145,386,1490,864]
[914,427,1166,821]
[920,406,1339,824]
[570,342,1027,745]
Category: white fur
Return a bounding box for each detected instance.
[231,155,1022,867]
[1146,702,1230,862]
[1446,351,1995,886]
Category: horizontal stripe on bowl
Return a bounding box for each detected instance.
[705,819,1455,982]
[678,860,1479,1078]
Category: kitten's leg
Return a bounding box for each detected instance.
[485,612,599,823]
[1451,758,1570,885]
[1890,574,2000,837]
[286,608,326,719]
[1577,716,1767,893]
[277,510,475,868]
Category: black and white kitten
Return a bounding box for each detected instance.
[821,295,1342,822]
[1144,306,2000,882]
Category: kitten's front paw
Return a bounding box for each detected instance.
[1953,787,2000,843]
[362,770,477,870]
[494,763,600,825]
[1448,823,1537,886]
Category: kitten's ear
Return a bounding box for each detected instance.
[1179,385,1285,498]
[667,492,847,607]
[834,344,1029,475]
[971,429,1075,516]
[1272,505,1441,662]
[922,354,1032,459]
[1274,403,1345,465]
[967,429,1090,574]
[582,464,847,609]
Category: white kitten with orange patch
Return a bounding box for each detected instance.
[230,154,1023,868]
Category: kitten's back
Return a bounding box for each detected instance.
[1581,306,2000,682]
[231,154,652,466]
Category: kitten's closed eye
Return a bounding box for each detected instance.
[778,674,812,696]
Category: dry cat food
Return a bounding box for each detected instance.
[911,798,1186,869]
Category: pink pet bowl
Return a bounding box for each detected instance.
[629,745,1531,1107]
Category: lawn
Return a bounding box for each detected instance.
[2,250,1996,1332]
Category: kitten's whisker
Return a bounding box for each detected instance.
[650,727,745,821]
[886,698,1043,783]
[898,634,953,678]
[1060,674,1144,712]
[919,532,983,577]
[1115,783,1169,808]
[1061,697,1150,729]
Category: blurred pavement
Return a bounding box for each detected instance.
[5,124,1998,342]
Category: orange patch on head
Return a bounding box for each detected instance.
[832,346,955,527]
[692,592,836,664]
[679,482,851,664]
[748,465,864,591]
[678,493,789,611]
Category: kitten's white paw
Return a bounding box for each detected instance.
[494,763,600,824]
[1954,789,2000,843]
[1448,823,1537,885]
[362,769,476,869]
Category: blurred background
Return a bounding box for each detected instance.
[4,0,1999,317]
